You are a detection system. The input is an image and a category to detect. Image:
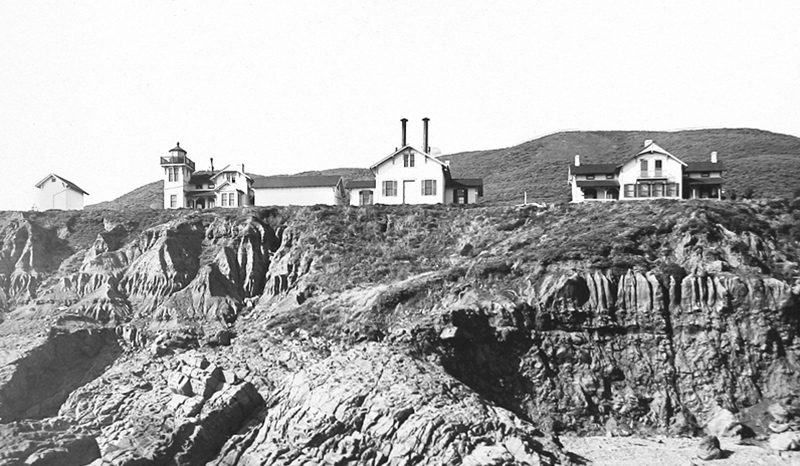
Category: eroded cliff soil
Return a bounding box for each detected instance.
[0,200,799,465]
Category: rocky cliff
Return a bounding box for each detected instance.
[0,200,798,464]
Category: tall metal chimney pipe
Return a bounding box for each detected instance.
[422,117,430,153]
[401,118,408,147]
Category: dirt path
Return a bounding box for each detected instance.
[560,436,799,465]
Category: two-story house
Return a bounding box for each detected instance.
[347,118,483,206]
[161,143,254,209]
[568,140,725,202]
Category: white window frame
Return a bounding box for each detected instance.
[382,180,397,197]
[421,179,437,196]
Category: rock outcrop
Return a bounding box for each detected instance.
[0,201,798,463]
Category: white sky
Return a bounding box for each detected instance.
[2,1,799,210]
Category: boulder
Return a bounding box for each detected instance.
[696,435,722,460]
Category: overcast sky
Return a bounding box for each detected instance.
[2,1,799,210]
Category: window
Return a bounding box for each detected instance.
[640,160,648,174]
[701,172,710,178]
[667,183,678,197]
[606,174,614,180]
[421,179,437,196]
[404,152,415,167]
[653,183,664,197]
[360,190,374,205]
[624,184,635,198]
[638,184,650,197]
[221,194,227,206]
[586,175,595,180]
[655,160,663,176]
[226,173,236,183]
[382,180,397,196]
[167,167,180,182]
[208,183,215,189]
[195,184,203,189]
[170,195,177,208]
[229,193,236,206]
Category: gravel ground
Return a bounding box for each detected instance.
[560,436,800,465]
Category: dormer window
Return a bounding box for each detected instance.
[195,184,203,189]
[586,175,595,180]
[208,183,215,189]
[701,172,710,178]
[606,174,614,179]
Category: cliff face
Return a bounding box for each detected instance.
[0,200,798,464]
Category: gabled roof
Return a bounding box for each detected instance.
[252,175,343,189]
[447,178,484,196]
[345,180,376,190]
[34,173,89,195]
[570,163,618,175]
[634,142,687,166]
[369,145,449,170]
[685,161,727,172]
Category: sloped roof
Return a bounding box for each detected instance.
[684,177,724,185]
[685,161,727,172]
[570,163,618,175]
[345,180,376,189]
[189,171,214,183]
[370,145,448,170]
[447,178,484,196]
[169,143,186,153]
[634,141,687,166]
[34,173,89,195]
[576,180,619,188]
[252,175,343,189]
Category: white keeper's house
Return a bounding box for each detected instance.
[568,140,726,202]
[346,118,483,206]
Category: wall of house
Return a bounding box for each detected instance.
[253,186,340,206]
[163,165,192,209]
[617,154,682,200]
[443,187,480,205]
[35,178,84,210]
[373,149,446,205]
[212,167,251,198]
[349,189,374,206]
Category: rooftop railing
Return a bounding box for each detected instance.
[160,156,195,171]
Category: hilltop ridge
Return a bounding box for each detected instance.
[86,128,800,210]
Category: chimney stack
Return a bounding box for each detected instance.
[401,118,408,147]
[210,158,214,172]
[644,139,653,147]
[574,154,581,167]
[422,117,430,153]
[710,151,718,163]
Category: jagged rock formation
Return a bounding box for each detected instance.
[0,200,799,463]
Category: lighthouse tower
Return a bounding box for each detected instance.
[161,142,195,209]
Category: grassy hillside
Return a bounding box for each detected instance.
[91,129,800,210]
[440,128,800,204]
[85,180,163,211]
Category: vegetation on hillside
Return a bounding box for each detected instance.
[440,128,800,204]
[89,129,800,210]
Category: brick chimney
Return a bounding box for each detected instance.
[574,154,581,167]
[422,117,430,153]
[401,118,408,147]
[711,151,718,163]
